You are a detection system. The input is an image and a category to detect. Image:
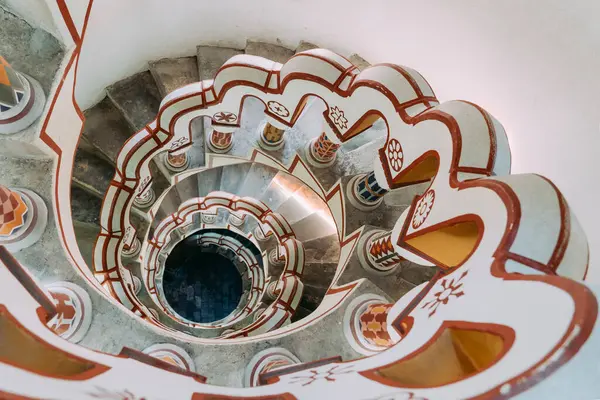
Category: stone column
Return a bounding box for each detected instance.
[228,212,245,227]
[258,122,286,151]
[265,280,281,300]
[0,185,47,252]
[358,229,403,274]
[164,151,190,173]
[134,187,156,208]
[343,294,395,355]
[253,225,269,242]
[207,129,233,153]
[244,347,300,387]
[0,56,46,135]
[45,282,93,344]
[143,343,196,372]
[201,212,218,224]
[122,237,141,258]
[268,248,285,268]
[306,132,341,168]
[347,171,388,211]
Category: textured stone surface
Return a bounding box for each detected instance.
[82,96,134,164]
[348,53,371,71]
[259,172,295,211]
[303,234,340,264]
[219,163,251,194]
[71,186,102,225]
[295,41,320,53]
[300,283,328,310]
[290,213,337,242]
[197,166,223,197]
[73,221,100,272]
[107,71,162,131]
[333,136,386,177]
[72,148,115,198]
[237,162,279,200]
[197,45,243,81]
[188,117,206,169]
[302,262,337,290]
[173,172,199,203]
[149,56,200,97]
[245,40,294,64]
[0,6,63,93]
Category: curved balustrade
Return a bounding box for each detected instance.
[143,191,304,335]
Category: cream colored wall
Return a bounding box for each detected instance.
[73,0,600,280]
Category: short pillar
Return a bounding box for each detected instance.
[258,121,285,151]
[164,151,190,173]
[228,212,245,227]
[122,237,141,258]
[0,185,47,252]
[347,171,388,211]
[306,132,341,168]
[201,212,218,224]
[268,248,285,268]
[244,347,300,387]
[0,56,46,135]
[343,294,395,355]
[207,129,233,153]
[134,187,156,208]
[253,225,269,242]
[45,282,93,343]
[265,280,281,300]
[358,229,403,274]
[143,343,196,372]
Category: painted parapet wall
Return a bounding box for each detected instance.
[70,0,600,281]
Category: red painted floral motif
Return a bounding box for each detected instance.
[421,270,468,317]
[386,139,403,172]
[169,136,189,150]
[213,111,237,123]
[287,365,354,386]
[267,101,290,117]
[329,106,348,130]
[411,189,435,229]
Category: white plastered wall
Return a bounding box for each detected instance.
[72,0,600,280]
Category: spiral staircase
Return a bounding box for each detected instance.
[0,3,599,399]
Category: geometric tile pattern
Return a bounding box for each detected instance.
[311,132,340,163]
[0,186,27,237]
[359,303,393,347]
[0,56,25,112]
[368,232,403,269]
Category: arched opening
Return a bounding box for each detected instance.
[404,218,481,268]
[363,322,512,387]
[391,152,439,188]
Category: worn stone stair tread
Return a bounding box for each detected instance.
[299,283,328,310]
[187,117,206,169]
[197,45,244,81]
[82,96,135,164]
[290,213,337,242]
[73,221,101,273]
[237,163,279,201]
[198,166,224,197]
[149,56,200,97]
[334,136,386,178]
[348,54,371,71]
[107,71,162,132]
[290,305,313,322]
[0,7,64,93]
[72,148,115,199]
[302,262,337,288]
[295,41,320,53]
[173,172,200,204]
[219,163,251,194]
[259,171,301,211]
[71,186,102,225]
[302,235,341,264]
[245,40,294,64]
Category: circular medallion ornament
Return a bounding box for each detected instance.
[386,139,404,172]
[267,101,290,117]
[213,111,237,123]
[412,189,435,229]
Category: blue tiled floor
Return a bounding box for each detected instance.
[163,251,243,323]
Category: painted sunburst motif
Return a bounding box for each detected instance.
[386,139,404,172]
[329,106,348,130]
[421,270,468,317]
[411,189,435,229]
[267,101,290,117]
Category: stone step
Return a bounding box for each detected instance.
[302,234,340,264]
[302,262,337,290]
[149,56,200,97]
[245,40,294,64]
[333,136,386,178]
[340,119,386,153]
[72,147,115,199]
[198,166,224,197]
[172,171,200,203]
[290,305,313,322]
[71,186,102,226]
[219,163,251,194]
[348,54,371,71]
[82,96,135,164]
[237,162,279,201]
[73,221,101,273]
[197,45,243,81]
[290,212,337,242]
[295,41,319,53]
[107,70,162,132]
[299,283,328,311]
[275,185,324,225]
[0,6,64,93]
[259,171,301,211]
